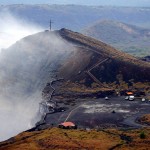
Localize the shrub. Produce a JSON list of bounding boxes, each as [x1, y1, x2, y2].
[[140, 131, 146, 139]]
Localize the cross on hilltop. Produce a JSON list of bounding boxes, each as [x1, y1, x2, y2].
[[49, 20, 53, 31]]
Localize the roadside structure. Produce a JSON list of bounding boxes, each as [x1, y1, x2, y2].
[[58, 122, 77, 129]]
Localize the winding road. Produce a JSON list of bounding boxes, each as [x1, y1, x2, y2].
[[64, 105, 81, 122]]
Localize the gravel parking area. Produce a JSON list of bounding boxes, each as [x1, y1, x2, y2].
[[44, 96, 150, 129]]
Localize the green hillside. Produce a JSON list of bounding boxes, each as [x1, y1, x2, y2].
[[83, 20, 150, 56]]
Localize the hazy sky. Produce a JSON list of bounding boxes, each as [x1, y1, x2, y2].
[[0, 0, 150, 7]]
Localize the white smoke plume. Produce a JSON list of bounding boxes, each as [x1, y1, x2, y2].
[[0, 11, 45, 141], [0, 11, 43, 50], [0, 11, 74, 141]]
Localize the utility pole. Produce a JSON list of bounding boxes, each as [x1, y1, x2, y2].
[[49, 20, 53, 31]]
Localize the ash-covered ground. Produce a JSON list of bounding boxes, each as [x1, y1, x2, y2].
[[36, 96, 150, 130]]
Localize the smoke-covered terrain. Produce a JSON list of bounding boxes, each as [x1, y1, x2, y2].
[[0, 25, 76, 141], [0, 12, 43, 141]]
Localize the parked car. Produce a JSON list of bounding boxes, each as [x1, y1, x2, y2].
[[105, 97, 109, 100], [129, 95, 134, 101]]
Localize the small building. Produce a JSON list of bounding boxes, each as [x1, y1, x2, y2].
[[58, 122, 77, 129], [126, 92, 133, 96]]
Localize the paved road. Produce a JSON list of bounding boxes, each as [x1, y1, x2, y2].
[[64, 105, 82, 122]]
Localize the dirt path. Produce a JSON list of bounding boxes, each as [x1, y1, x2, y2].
[[86, 57, 109, 87]]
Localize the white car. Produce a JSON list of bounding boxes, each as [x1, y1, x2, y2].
[[105, 97, 109, 100], [142, 98, 146, 102], [129, 95, 134, 101]]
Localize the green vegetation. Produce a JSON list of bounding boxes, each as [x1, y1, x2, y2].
[[140, 131, 146, 139], [83, 20, 150, 57]]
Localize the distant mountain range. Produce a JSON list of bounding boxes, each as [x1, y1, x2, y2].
[[1, 5, 150, 56], [83, 20, 150, 56], [0, 5, 150, 31]]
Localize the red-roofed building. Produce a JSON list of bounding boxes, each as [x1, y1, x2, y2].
[[126, 92, 133, 95], [58, 122, 77, 129]]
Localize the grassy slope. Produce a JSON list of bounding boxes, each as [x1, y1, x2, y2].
[[0, 128, 150, 150], [0, 128, 120, 150], [59, 28, 150, 68], [58, 29, 150, 84]]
